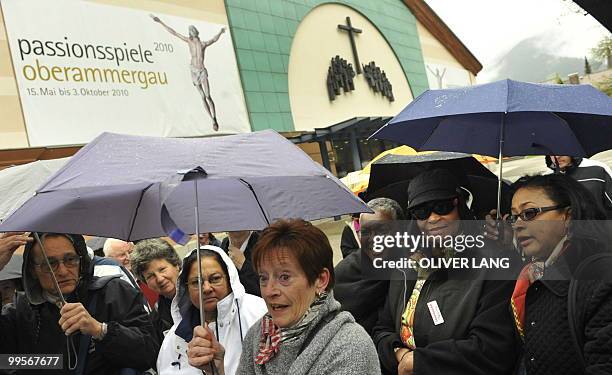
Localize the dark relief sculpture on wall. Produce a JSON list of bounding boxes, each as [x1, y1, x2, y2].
[[363, 61, 394, 102], [326, 16, 394, 103], [326, 55, 356, 101]]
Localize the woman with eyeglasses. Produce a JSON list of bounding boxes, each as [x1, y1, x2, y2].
[[503, 174, 612, 375], [372, 169, 518, 375], [157, 245, 267, 375]]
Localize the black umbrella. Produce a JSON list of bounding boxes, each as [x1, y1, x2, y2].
[[365, 152, 512, 218]]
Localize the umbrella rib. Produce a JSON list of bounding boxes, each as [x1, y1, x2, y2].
[[239, 179, 270, 225], [126, 183, 153, 241], [550, 112, 587, 156], [418, 116, 444, 152]]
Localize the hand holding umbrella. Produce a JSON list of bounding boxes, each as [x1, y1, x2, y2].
[[188, 325, 225, 374], [59, 302, 105, 338], [483, 209, 513, 247]]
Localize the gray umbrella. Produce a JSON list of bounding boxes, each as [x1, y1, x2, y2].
[[0, 253, 22, 282], [0, 130, 369, 240], [0, 158, 69, 222]]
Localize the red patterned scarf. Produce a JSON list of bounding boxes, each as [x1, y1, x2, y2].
[[255, 315, 281, 365], [510, 263, 537, 340], [511, 240, 570, 340]]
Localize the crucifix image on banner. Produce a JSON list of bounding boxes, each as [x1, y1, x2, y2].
[[1, 0, 251, 146], [151, 14, 225, 132]]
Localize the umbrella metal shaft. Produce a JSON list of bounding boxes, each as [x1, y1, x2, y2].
[[33, 232, 66, 305], [194, 181, 205, 327], [496, 113, 505, 220], [194, 181, 216, 375]]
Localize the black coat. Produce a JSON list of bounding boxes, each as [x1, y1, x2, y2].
[[152, 295, 173, 343], [518, 248, 612, 375], [545, 156, 612, 218], [221, 232, 260, 297], [0, 233, 158, 375], [372, 260, 519, 375], [334, 248, 388, 335], [0, 276, 158, 375], [340, 224, 359, 258]]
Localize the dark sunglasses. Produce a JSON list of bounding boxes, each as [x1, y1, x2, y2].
[[410, 198, 456, 221], [506, 205, 567, 224]]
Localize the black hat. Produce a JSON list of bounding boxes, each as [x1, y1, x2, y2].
[[407, 169, 459, 210]]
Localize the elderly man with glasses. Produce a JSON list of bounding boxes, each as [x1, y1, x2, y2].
[[0, 232, 159, 374]]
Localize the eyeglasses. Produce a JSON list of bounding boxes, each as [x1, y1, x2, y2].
[[33, 254, 81, 274], [410, 199, 456, 221], [186, 274, 225, 290], [506, 205, 567, 225]]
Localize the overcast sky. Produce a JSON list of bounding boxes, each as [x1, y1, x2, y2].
[[424, 0, 610, 82]]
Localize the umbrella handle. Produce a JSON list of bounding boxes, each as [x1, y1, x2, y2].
[[495, 219, 505, 244]]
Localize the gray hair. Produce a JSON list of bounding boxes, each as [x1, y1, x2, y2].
[[103, 238, 133, 257], [367, 197, 404, 220], [130, 239, 181, 282]]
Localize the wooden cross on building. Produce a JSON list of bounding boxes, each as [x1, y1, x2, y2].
[[338, 16, 363, 74]]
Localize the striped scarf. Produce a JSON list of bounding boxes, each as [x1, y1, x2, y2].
[[255, 292, 328, 365], [255, 315, 282, 365]]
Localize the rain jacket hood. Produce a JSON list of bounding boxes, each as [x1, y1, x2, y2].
[[545, 155, 583, 173], [157, 245, 267, 375], [173, 245, 246, 336], [22, 232, 93, 305]]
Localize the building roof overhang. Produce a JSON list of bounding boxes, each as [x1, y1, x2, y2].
[[286, 116, 393, 144], [403, 0, 483, 76]]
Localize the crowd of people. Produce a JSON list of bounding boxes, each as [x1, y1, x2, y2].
[[0, 154, 611, 374]]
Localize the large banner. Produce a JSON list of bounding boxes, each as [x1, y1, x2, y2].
[[1, 0, 250, 147]]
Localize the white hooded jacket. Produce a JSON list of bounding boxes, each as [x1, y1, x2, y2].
[[157, 245, 267, 374]]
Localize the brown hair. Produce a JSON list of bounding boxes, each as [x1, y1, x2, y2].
[[252, 219, 335, 291]]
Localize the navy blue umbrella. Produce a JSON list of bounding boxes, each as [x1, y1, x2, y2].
[[371, 79, 612, 215]]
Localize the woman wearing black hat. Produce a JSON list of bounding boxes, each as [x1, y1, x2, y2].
[[372, 169, 519, 375]]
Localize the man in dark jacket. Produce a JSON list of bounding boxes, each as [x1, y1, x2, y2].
[[335, 197, 404, 335], [0, 232, 158, 375], [220, 231, 260, 296], [340, 214, 360, 258], [546, 155, 612, 218]]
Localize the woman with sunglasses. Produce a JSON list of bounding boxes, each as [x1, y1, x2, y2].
[[157, 245, 267, 375], [505, 174, 612, 375], [373, 169, 518, 375]]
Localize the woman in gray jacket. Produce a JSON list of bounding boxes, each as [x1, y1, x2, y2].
[[186, 219, 381, 375]]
